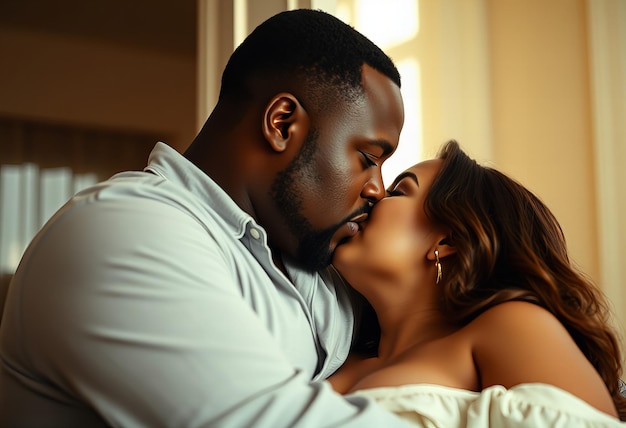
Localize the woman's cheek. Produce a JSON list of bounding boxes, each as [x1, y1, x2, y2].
[[333, 211, 422, 278], [354, 216, 417, 268]]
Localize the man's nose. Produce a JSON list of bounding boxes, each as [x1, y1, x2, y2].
[[360, 171, 386, 203]]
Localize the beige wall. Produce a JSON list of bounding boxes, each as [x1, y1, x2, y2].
[[425, 0, 625, 350], [487, 0, 598, 281], [0, 26, 196, 152], [586, 0, 626, 351], [484, 0, 626, 350]]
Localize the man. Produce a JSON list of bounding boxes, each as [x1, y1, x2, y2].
[[0, 9, 408, 426]]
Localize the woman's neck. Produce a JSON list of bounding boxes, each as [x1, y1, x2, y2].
[[373, 303, 456, 362]]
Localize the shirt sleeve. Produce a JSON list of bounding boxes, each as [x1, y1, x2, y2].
[[6, 195, 411, 427]]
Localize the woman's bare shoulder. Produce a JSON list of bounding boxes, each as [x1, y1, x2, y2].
[[472, 300, 552, 325], [467, 300, 575, 368], [466, 301, 617, 417]]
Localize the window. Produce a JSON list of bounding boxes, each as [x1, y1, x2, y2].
[[0, 117, 157, 274], [336, 0, 421, 185]]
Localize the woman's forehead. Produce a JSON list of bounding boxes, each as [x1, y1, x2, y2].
[[405, 159, 443, 180]]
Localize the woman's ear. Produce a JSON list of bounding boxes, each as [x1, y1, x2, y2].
[[262, 93, 310, 153], [427, 236, 456, 260]]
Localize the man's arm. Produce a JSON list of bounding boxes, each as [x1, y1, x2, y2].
[[11, 196, 410, 427]]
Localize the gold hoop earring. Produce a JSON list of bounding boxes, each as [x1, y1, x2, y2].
[[434, 249, 442, 284]]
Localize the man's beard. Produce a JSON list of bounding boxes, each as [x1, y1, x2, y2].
[[270, 128, 341, 272]]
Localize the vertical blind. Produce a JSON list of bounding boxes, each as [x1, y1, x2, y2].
[[0, 116, 158, 275]]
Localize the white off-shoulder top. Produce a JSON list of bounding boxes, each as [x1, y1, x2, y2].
[[350, 383, 624, 427]]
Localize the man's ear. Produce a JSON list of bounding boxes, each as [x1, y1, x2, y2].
[[262, 93, 310, 153]]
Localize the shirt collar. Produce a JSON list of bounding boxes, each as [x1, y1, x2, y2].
[[144, 142, 258, 239]]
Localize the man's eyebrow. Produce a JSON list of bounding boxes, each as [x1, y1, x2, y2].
[[368, 140, 395, 156], [389, 171, 419, 189]]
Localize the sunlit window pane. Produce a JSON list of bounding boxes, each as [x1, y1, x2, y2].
[[354, 0, 418, 49], [328, 1, 422, 185], [383, 58, 422, 185], [0, 166, 21, 273], [74, 173, 98, 194], [40, 167, 72, 228]]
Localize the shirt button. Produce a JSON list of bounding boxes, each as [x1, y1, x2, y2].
[[250, 228, 261, 240]]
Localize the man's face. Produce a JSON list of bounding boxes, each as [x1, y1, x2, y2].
[[271, 65, 404, 271]]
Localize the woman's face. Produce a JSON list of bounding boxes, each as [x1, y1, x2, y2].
[[332, 159, 444, 292]]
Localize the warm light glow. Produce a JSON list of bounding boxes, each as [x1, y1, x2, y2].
[[383, 58, 422, 185], [354, 0, 419, 49], [336, 0, 422, 186], [234, 0, 248, 47]]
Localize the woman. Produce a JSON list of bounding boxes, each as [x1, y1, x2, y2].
[[329, 140, 626, 426]]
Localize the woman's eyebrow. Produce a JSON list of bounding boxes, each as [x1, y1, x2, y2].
[[389, 171, 419, 189]]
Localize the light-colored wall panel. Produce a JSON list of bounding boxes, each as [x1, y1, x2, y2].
[[487, 0, 598, 283], [587, 0, 626, 355]]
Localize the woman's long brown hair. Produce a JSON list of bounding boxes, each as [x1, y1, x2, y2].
[[424, 140, 625, 419]]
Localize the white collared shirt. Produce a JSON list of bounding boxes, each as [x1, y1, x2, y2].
[[0, 142, 410, 427]]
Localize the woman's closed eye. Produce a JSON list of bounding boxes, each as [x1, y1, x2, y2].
[[386, 188, 406, 197], [387, 172, 420, 197]]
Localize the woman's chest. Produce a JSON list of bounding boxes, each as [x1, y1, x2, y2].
[[348, 334, 479, 393]]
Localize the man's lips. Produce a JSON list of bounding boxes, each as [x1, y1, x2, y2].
[[331, 211, 371, 252], [346, 212, 369, 235]]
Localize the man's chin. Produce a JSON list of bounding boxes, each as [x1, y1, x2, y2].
[[293, 251, 332, 273], [293, 232, 337, 272]]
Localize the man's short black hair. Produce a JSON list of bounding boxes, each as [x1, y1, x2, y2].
[[219, 9, 401, 112]]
